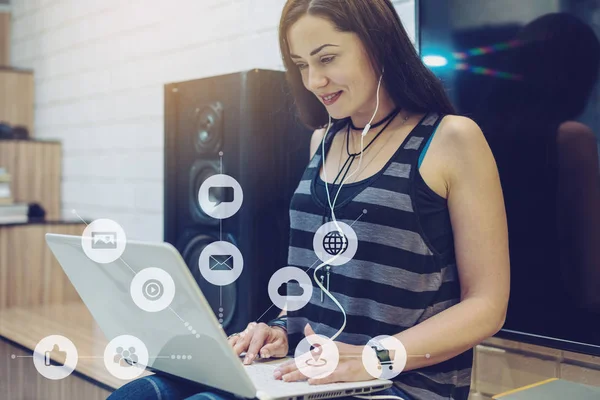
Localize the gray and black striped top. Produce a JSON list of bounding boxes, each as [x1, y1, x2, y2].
[[286, 112, 473, 400]]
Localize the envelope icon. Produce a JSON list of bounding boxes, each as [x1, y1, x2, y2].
[[209, 255, 234, 271]]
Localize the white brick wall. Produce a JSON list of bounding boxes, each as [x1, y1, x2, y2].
[[10, 0, 415, 241]]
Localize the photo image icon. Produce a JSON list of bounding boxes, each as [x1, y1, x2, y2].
[[91, 232, 118, 249], [81, 219, 127, 264]]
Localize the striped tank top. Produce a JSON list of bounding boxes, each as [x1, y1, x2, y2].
[[286, 112, 473, 400]]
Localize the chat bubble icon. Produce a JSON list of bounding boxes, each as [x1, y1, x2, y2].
[[209, 186, 234, 206]]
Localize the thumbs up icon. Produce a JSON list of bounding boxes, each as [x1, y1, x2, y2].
[[44, 344, 67, 367]]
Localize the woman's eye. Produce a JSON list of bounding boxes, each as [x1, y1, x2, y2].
[[296, 56, 335, 70]]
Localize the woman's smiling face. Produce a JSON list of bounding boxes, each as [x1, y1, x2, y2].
[[287, 14, 387, 123]]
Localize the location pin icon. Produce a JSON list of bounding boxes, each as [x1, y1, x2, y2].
[[310, 343, 322, 363]]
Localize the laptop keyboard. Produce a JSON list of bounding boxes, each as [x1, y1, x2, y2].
[[247, 361, 309, 391], [245, 360, 388, 399]]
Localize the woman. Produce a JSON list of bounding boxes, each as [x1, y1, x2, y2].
[[109, 1, 509, 399]]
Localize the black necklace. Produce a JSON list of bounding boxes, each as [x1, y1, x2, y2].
[[346, 107, 402, 156], [329, 107, 402, 187], [349, 106, 401, 131]]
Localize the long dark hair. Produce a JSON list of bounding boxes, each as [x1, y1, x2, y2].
[[278, 0, 455, 130]]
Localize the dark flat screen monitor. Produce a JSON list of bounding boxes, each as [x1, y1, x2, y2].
[[418, 0, 600, 356]]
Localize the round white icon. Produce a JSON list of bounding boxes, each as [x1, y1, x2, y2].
[[130, 268, 176, 312], [294, 334, 339, 379], [104, 335, 149, 380], [81, 218, 127, 264], [199, 241, 244, 286], [33, 335, 78, 380], [361, 335, 407, 379], [198, 174, 243, 219], [313, 221, 358, 266], [268, 267, 313, 312]]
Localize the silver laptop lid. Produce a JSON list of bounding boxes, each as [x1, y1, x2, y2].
[[45, 233, 256, 398]]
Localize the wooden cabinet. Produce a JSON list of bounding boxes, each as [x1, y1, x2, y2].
[[0, 223, 84, 309], [0, 140, 61, 220], [0, 11, 10, 67], [0, 68, 34, 135]]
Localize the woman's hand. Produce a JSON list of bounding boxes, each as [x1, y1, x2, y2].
[[273, 324, 374, 385], [228, 321, 289, 365]]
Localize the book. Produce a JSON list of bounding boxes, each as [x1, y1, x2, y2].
[[0, 182, 10, 198], [0, 168, 11, 201], [0, 215, 28, 224], [493, 378, 600, 399], [0, 203, 28, 216]]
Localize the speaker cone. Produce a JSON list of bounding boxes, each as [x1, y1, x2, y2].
[[194, 102, 223, 154]]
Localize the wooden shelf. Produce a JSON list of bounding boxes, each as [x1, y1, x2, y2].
[[0, 11, 10, 67], [0, 69, 34, 134], [0, 140, 61, 220]]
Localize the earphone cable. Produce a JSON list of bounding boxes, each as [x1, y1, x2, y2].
[[316, 70, 388, 342]]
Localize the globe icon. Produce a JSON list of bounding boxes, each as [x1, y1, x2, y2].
[[322, 230, 349, 256]]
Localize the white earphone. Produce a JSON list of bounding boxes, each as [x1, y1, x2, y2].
[[312, 67, 385, 342]]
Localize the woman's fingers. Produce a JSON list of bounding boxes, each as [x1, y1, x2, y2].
[[227, 335, 240, 348], [259, 328, 289, 359], [232, 322, 258, 356], [273, 358, 298, 379], [244, 323, 270, 364], [281, 367, 307, 382], [259, 340, 284, 359]]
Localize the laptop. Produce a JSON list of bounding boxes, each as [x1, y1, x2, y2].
[[45, 234, 393, 400]]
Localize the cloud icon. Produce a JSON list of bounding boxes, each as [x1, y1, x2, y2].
[[278, 279, 304, 297]]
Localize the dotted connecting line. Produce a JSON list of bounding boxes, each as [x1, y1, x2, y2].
[[170, 354, 193, 360], [184, 321, 201, 338]]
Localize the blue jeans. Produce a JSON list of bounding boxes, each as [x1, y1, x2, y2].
[[107, 373, 413, 400]]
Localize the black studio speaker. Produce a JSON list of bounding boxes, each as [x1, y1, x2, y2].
[[164, 69, 311, 334]]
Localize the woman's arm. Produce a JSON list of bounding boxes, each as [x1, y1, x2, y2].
[[396, 116, 510, 371]]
